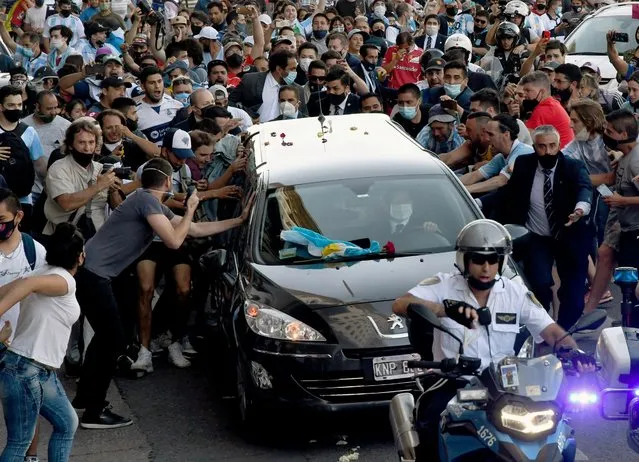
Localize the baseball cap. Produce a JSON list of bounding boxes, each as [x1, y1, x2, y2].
[[243, 36, 255, 46], [461, 0, 475, 11], [164, 60, 189, 74], [32, 66, 58, 82], [101, 77, 133, 89], [102, 54, 123, 66], [425, 58, 446, 71], [540, 61, 560, 71], [171, 15, 188, 26], [132, 33, 148, 45], [272, 36, 293, 46], [258, 14, 272, 25], [347, 28, 370, 41], [428, 105, 456, 124], [85, 22, 110, 37], [210, 84, 228, 99], [224, 41, 243, 54], [580, 61, 600, 75], [194, 26, 219, 40], [163, 128, 194, 159]]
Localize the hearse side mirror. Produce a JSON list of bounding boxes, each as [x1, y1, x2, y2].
[[406, 303, 464, 355], [199, 248, 228, 273]]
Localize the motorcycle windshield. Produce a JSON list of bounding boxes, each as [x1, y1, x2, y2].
[[490, 354, 564, 402], [479, 56, 504, 84]]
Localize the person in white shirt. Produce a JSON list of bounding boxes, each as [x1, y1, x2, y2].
[[0, 223, 84, 461], [23, 0, 47, 33], [136, 67, 183, 146]]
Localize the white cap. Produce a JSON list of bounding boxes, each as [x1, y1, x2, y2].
[[194, 26, 219, 40], [243, 36, 255, 46], [258, 14, 272, 25], [210, 84, 228, 99]]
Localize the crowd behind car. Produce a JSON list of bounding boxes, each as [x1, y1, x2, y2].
[[0, 0, 637, 459]]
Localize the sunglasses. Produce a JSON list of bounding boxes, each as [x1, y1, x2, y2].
[[476, 19, 487, 24], [468, 253, 500, 265]]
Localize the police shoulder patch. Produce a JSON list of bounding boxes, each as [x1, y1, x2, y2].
[[419, 276, 441, 286], [527, 291, 543, 309]]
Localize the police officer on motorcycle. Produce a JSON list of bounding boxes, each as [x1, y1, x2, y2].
[[392, 219, 595, 459]]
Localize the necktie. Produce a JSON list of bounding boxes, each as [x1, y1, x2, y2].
[[543, 169, 560, 239], [334, 106, 341, 115], [426, 36, 432, 49]]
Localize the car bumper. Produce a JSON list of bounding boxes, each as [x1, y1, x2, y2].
[[239, 339, 421, 413]]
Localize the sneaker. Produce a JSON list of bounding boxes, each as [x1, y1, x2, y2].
[[181, 336, 197, 356], [168, 342, 191, 368], [149, 338, 163, 355], [24, 456, 39, 462], [130, 346, 153, 373], [80, 405, 133, 429], [158, 331, 173, 349]]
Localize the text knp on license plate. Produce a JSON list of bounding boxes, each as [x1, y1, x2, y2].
[[372, 353, 423, 381]]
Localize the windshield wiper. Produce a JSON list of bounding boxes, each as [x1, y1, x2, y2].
[[285, 251, 430, 265]]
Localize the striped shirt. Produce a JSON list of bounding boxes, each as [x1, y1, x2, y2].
[[43, 14, 85, 47], [76, 39, 119, 64], [136, 94, 183, 146], [12, 47, 48, 77]]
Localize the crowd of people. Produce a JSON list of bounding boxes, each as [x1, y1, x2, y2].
[[0, 0, 636, 459]]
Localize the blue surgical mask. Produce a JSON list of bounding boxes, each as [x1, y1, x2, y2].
[[398, 105, 417, 120], [444, 83, 462, 98], [174, 92, 190, 107], [556, 6, 562, 14], [19, 46, 34, 58], [283, 71, 297, 85]]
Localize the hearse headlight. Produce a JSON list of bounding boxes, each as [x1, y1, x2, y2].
[[244, 302, 326, 342]]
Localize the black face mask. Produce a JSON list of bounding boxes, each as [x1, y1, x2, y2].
[[521, 98, 539, 117], [372, 29, 385, 38], [95, 40, 105, 48], [328, 92, 347, 106], [191, 25, 202, 35], [35, 0, 44, 6], [3, 109, 21, 123], [226, 54, 243, 68], [313, 29, 328, 40], [446, 7, 457, 16], [37, 113, 55, 123], [551, 85, 572, 103], [467, 276, 497, 291], [71, 148, 94, 167], [60, 9, 72, 17], [0, 218, 16, 241], [126, 118, 138, 131], [537, 3, 546, 9], [474, 25, 486, 33], [573, 5, 582, 12], [362, 61, 376, 72], [602, 132, 634, 150], [537, 153, 558, 169]]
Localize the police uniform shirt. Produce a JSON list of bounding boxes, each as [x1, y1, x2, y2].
[[409, 272, 554, 371]]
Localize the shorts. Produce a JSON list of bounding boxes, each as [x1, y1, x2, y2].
[[137, 241, 191, 269], [603, 220, 621, 252]]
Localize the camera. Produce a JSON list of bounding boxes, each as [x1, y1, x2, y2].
[[114, 167, 132, 179], [138, 0, 163, 25]]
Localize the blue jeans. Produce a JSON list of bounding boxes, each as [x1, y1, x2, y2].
[[0, 351, 78, 462]]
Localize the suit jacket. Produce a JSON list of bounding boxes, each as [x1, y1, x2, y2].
[[307, 92, 360, 117], [415, 34, 446, 52], [228, 71, 307, 119], [482, 153, 593, 239]]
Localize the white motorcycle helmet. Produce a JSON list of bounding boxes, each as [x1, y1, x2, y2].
[[455, 219, 513, 276], [444, 34, 472, 54], [504, 0, 530, 17]]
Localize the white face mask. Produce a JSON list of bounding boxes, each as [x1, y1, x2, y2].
[[300, 57, 313, 72], [425, 25, 439, 36], [50, 39, 63, 50], [279, 101, 298, 119], [390, 203, 413, 221], [181, 59, 190, 67], [574, 127, 590, 142], [374, 5, 386, 16]]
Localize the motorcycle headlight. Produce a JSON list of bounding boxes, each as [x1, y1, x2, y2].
[[244, 302, 326, 342], [499, 403, 556, 436]]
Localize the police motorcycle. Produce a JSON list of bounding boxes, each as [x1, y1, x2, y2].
[[389, 302, 605, 462], [596, 266, 639, 452], [480, 22, 526, 91]]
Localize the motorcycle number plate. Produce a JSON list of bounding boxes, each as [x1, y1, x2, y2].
[[372, 353, 422, 381]]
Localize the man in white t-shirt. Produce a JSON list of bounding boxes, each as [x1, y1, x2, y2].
[[0, 189, 47, 344]]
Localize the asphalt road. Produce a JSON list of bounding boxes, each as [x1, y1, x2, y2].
[[114, 289, 638, 462]]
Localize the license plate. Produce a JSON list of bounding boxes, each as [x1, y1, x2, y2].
[[372, 353, 422, 381]]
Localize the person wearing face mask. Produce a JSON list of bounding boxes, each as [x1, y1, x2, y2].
[[309, 13, 330, 54], [272, 85, 303, 120], [171, 76, 194, 115], [557, 0, 586, 36], [416, 104, 465, 155], [43, 0, 85, 51], [415, 14, 446, 52], [355, 44, 384, 95], [77, 21, 119, 65], [520, 71, 574, 148], [470, 11, 490, 60], [479, 125, 592, 330], [229, 50, 307, 122], [438, 0, 459, 36], [24, 0, 48, 34], [369, 0, 389, 25], [368, 19, 387, 61], [0, 23, 48, 77], [297, 42, 319, 86], [541, 0, 564, 37], [86, 77, 131, 118], [392, 83, 431, 140], [425, 60, 473, 111], [45, 25, 75, 72], [308, 67, 360, 115], [387, 190, 415, 235], [386, 3, 416, 45], [551, 63, 581, 110], [302, 59, 328, 103]]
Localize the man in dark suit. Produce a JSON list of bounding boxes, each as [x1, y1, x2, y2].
[[307, 68, 360, 116], [228, 50, 306, 123], [415, 14, 447, 51], [270, 85, 305, 121], [481, 125, 593, 330]]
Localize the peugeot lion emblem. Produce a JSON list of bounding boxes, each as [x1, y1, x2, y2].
[[387, 314, 404, 330]]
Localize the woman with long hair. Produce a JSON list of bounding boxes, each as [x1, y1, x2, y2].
[[0, 223, 84, 461]]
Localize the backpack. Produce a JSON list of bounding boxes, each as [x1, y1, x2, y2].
[[0, 123, 32, 197], [21, 232, 36, 271]]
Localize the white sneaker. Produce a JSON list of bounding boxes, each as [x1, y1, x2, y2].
[[181, 336, 197, 355], [168, 342, 191, 368], [130, 346, 154, 373]]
